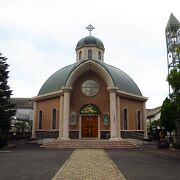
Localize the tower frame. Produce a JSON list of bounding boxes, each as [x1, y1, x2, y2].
[[165, 13, 180, 94]]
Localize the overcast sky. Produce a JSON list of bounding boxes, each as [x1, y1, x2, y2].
[[0, 0, 179, 108]]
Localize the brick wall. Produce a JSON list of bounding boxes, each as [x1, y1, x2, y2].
[[35, 97, 60, 130], [120, 98, 144, 130], [70, 70, 110, 131]]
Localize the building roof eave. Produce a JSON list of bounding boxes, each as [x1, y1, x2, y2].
[[146, 106, 161, 118], [32, 90, 64, 101], [117, 90, 148, 102]]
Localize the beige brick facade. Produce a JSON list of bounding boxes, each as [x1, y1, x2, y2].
[[36, 97, 60, 130], [120, 98, 144, 130], [33, 70, 146, 139]]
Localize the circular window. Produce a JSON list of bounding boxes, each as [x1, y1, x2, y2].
[[81, 80, 100, 96]]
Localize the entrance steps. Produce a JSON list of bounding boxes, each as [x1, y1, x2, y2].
[[41, 139, 139, 149]]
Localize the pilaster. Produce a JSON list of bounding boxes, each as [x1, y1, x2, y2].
[[108, 87, 119, 139], [79, 116, 82, 139], [143, 102, 148, 139], [31, 101, 37, 138], [62, 87, 72, 139], [116, 96, 122, 138], [58, 96, 64, 139], [98, 115, 100, 139]]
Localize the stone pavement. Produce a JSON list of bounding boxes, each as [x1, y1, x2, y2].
[[52, 149, 126, 180]]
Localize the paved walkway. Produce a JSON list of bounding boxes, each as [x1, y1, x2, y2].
[[52, 149, 126, 180]]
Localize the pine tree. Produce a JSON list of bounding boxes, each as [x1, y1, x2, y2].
[[0, 53, 15, 135]]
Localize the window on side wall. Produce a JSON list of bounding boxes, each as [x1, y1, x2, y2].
[[137, 110, 141, 130], [38, 110, 43, 129], [52, 108, 57, 129], [123, 108, 128, 130]]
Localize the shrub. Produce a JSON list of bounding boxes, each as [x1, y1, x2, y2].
[[0, 134, 8, 148], [173, 143, 180, 149], [157, 139, 169, 149]]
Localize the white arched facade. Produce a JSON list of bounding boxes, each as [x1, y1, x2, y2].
[[60, 60, 121, 139], [66, 60, 114, 88]]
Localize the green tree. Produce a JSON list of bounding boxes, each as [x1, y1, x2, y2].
[[160, 98, 177, 135], [168, 68, 180, 91], [0, 53, 15, 136], [14, 121, 27, 132], [149, 119, 160, 130], [167, 66, 180, 124]]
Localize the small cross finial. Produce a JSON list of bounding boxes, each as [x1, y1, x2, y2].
[[86, 24, 95, 36]]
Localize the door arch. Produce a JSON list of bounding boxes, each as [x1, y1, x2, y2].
[[80, 104, 100, 138]]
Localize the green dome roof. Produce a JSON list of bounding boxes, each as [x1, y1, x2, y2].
[[38, 60, 142, 96], [76, 36, 104, 50]]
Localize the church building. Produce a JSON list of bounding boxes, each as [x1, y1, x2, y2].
[[32, 25, 148, 140]]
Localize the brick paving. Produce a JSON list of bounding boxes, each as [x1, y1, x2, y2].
[[52, 149, 126, 180]]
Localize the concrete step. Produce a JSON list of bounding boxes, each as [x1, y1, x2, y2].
[[41, 139, 138, 149]]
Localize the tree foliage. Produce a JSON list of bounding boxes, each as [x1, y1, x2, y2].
[[160, 98, 177, 134], [161, 55, 180, 134], [167, 67, 180, 98], [149, 119, 160, 130], [167, 64, 180, 123], [14, 121, 27, 132], [0, 53, 15, 135]]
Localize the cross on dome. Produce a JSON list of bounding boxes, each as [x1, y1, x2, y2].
[[86, 24, 95, 36]]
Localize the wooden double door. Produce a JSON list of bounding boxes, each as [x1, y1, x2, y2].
[[82, 116, 98, 138]]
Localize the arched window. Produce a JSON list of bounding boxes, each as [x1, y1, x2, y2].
[[88, 49, 92, 59], [137, 110, 141, 130], [79, 51, 82, 60], [123, 108, 128, 130], [38, 110, 43, 129], [98, 51, 101, 60], [52, 108, 57, 129]]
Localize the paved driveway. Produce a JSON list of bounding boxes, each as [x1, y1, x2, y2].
[[0, 140, 180, 180], [107, 145, 180, 180], [0, 140, 73, 180]]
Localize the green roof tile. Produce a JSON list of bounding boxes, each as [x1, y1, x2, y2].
[[38, 60, 142, 96]]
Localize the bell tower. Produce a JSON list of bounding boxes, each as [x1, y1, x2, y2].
[[165, 13, 180, 93]]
